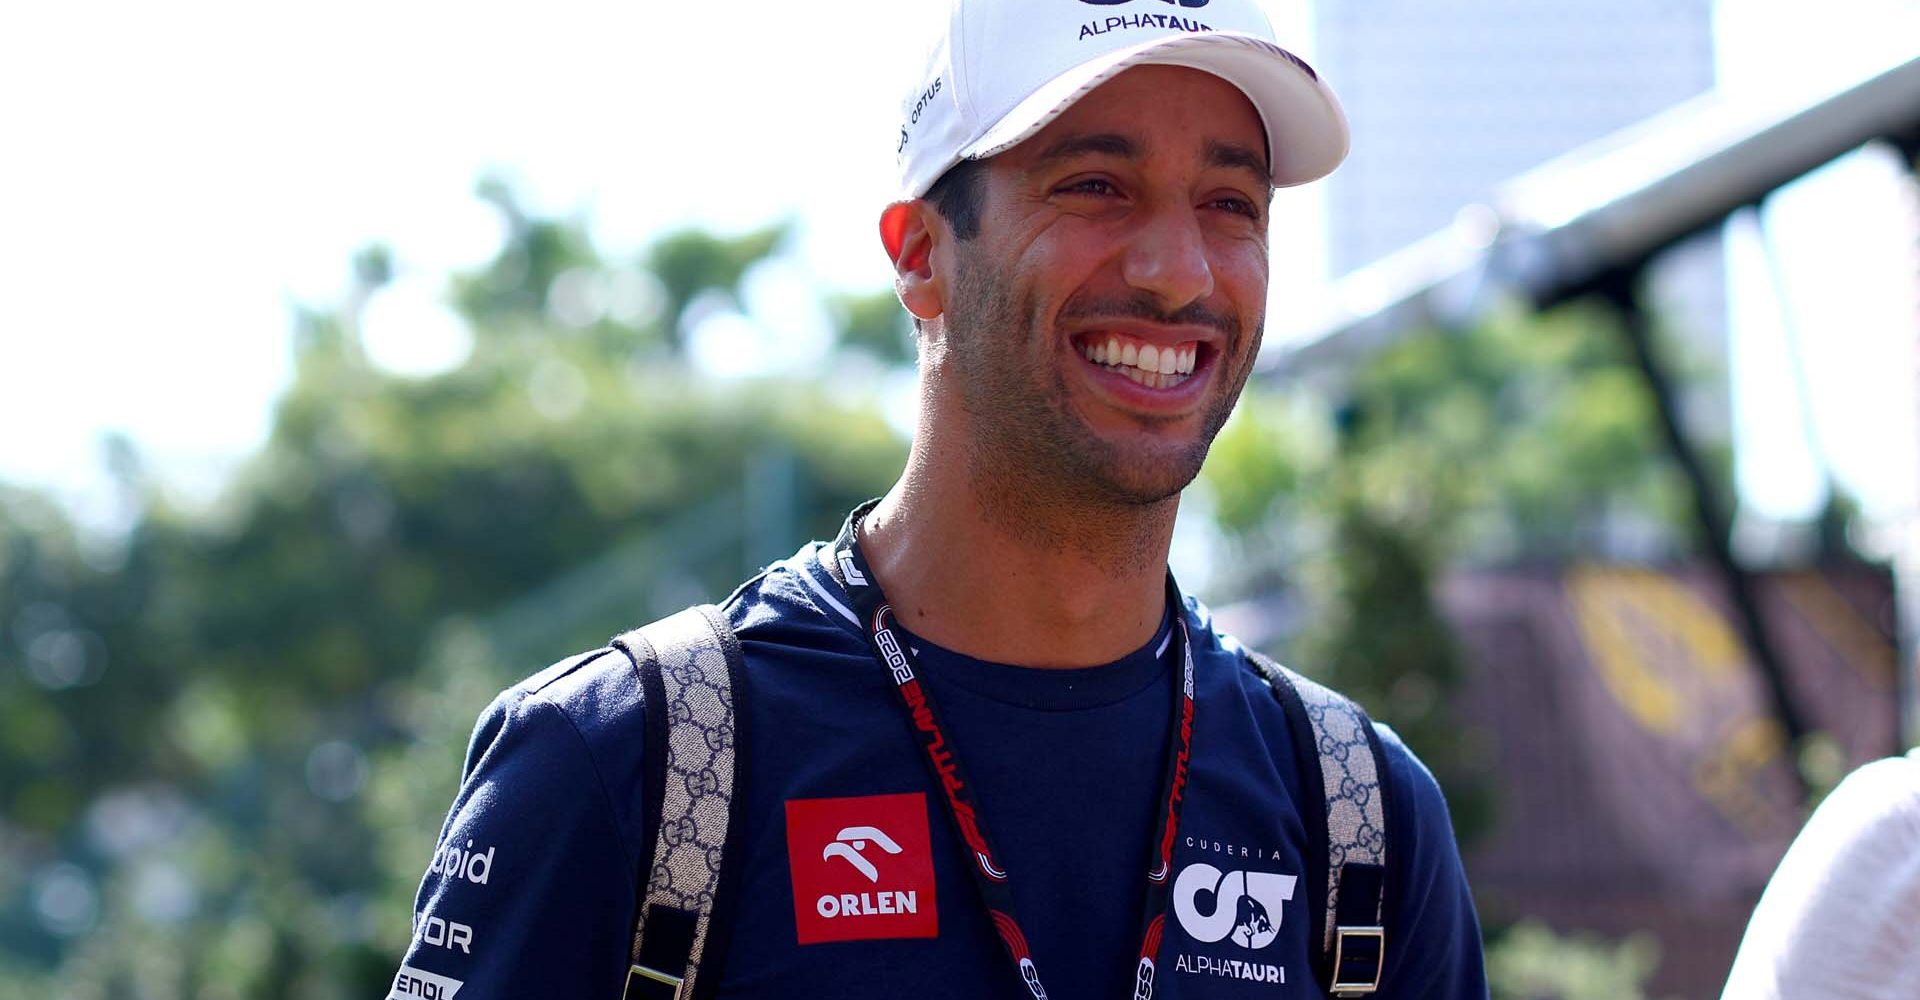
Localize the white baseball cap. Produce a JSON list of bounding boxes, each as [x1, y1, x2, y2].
[[893, 0, 1348, 199]]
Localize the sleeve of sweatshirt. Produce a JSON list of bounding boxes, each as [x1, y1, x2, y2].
[[387, 650, 644, 1000], [1375, 723, 1490, 1000]]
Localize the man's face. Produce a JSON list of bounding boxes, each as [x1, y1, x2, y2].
[[933, 64, 1271, 508]]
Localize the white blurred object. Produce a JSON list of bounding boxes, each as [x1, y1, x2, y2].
[[358, 277, 474, 379], [1720, 750, 1920, 1000]]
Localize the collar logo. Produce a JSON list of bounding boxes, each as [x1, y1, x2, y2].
[[1080, 0, 1210, 7], [786, 793, 939, 944], [836, 548, 867, 586], [1172, 862, 1296, 950]]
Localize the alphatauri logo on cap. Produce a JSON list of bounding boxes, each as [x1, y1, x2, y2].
[[1081, 0, 1209, 7]]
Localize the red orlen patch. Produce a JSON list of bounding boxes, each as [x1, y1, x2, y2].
[[785, 792, 938, 945]]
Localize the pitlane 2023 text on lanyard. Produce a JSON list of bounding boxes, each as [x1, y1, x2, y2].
[[829, 508, 1197, 1000]]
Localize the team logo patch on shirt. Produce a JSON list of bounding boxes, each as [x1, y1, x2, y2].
[[785, 792, 938, 944], [1168, 862, 1298, 987], [1172, 862, 1295, 949]]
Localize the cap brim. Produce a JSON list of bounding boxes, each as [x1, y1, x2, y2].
[[960, 32, 1348, 189]]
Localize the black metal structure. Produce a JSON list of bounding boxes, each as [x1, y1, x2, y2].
[[1599, 271, 1812, 799], [1264, 55, 1920, 799]]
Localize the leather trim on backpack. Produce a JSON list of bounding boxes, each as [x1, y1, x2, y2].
[[1246, 649, 1391, 995], [613, 605, 744, 1000]]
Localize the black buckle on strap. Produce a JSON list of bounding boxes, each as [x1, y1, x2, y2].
[[625, 904, 697, 1000], [624, 964, 684, 1000], [1330, 924, 1385, 996]]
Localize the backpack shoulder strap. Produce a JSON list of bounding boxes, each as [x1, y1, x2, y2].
[[1245, 650, 1393, 997], [611, 605, 746, 1000]]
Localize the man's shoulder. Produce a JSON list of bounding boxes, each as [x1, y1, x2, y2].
[[723, 541, 864, 646], [1182, 597, 1316, 726], [1189, 602, 1453, 840], [479, 543, 848, 743], [1183, 598, 1487, 992], [477, 643, 636, 750]]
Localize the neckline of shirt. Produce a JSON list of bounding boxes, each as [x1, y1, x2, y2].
[[795, 541, 1175, 712]]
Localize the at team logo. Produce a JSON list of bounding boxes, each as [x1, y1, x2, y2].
[[1172, 863, 1296, 950], [786, 793, 938, 944]]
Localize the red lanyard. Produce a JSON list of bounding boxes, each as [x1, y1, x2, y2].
[[829, 507, 1197, 999]]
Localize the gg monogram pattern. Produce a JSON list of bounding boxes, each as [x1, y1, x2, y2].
[[1246, 651, 1387, 952], [617, 605, 739, 998]]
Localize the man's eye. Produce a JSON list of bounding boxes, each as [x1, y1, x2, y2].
[[1212, 196, 1262, 220], [1059, 178, 1119, 197]]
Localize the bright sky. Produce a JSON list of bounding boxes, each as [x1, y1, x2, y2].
[[0, 0, 926, 524], [1713, 1, 1920, 537], [1, 1, 1916, 535]]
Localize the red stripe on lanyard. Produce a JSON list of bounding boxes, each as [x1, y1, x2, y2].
[[832, 504, 1196, 1000]]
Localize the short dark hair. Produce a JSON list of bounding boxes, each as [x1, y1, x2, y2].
[[924, 157, 986, 241]]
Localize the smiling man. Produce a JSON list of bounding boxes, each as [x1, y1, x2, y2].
[[392, 1, 1487, 998]]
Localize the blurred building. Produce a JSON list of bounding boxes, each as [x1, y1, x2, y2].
[[1310, 7, 1919, 997], [1314, 0, 1730, 441], [1315, 0, 1715, 274], [1441, 563, 1899, 999]]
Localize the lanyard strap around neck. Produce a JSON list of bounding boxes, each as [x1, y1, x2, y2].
[[827, 504, 1197, 1000]]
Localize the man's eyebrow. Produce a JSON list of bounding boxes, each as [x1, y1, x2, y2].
[[1032, 132, 1140, 165], [1205, 140, 1270, 184]]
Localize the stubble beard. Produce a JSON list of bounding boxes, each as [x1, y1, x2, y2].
[[937, 246, 1255, 568]]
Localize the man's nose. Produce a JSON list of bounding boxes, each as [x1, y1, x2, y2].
[[1120, 204, 1215, 313]]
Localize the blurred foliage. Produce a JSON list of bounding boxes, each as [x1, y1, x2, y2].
[[1487, 921, 1669, 1000], [1201, 300, 1722, 848], [646, 224, 789, 351], [2, 174, 1751, 996], [830, 289, 917, 367], [0, 181, 903, 997], [1197, 297, 1748, 994]]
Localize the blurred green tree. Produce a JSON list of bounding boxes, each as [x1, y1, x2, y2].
[[1200, 300, 1719, 848], [1487, 921, 1668, 1000], [1191, 297, 1751, 994], [0, 182, 1759, 998], [0, 181, 905, 998]]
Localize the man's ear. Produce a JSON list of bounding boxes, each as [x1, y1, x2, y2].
[[879, 200, 943, 323]]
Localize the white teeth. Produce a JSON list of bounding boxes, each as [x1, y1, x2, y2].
[[1117, 367, 1188, 390], [1079, 336, 1201, 388]]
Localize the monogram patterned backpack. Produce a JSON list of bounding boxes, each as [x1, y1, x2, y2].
[[610, 607, 1395, 1000]]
